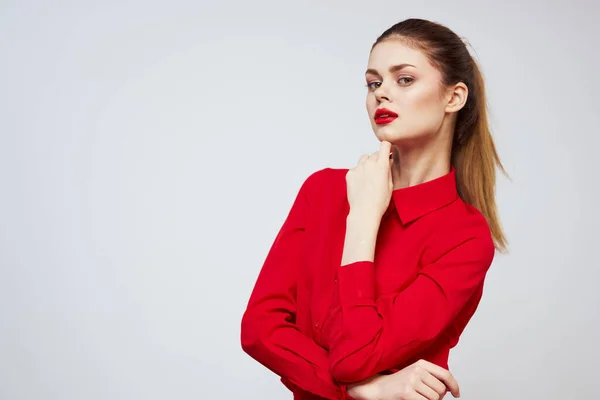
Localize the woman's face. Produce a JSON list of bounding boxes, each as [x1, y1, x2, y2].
[[365, 40, 451, 146]]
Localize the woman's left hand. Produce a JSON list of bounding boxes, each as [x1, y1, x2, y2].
[[345, 140, 394, 221]]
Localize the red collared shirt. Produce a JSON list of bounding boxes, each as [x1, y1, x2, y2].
[[241, 167, 495, 400]]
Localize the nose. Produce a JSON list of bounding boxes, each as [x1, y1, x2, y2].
[[373, 84, 390, 103]]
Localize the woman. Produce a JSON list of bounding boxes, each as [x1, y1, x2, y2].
[[241, 18, 506, 400]]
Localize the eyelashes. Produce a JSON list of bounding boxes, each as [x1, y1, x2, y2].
[[365, 76, 414, 90]]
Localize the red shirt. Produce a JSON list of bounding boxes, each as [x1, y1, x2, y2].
[[241, 167, 495, 399]]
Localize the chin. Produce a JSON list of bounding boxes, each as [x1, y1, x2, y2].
[[373, 125, 405, 142], [374, 123, 429, 145]]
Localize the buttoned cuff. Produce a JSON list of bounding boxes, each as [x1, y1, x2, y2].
[[337, 261, 375, 306]]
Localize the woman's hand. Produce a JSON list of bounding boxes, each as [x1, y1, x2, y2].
[[346, 359, 460, 400], [345, 140, 393, 221]]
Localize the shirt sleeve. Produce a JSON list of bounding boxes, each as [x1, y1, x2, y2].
[[327, 223, 496, 383], [241, 170, 345, 400]]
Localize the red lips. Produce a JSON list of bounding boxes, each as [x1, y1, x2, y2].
[[374, 108, 398, 125]]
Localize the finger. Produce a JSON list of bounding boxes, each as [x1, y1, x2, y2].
[[417, 361, 460, 398], [404, 392, 429, 400], [357, 154, 369, 165], [415, 381, 442, 400], [428, 369, 459, 398], [421, 373, 447, 398], [378, 141, 392, 163]]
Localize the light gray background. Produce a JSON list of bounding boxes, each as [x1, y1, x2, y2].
[[1, 1, 598, 399]]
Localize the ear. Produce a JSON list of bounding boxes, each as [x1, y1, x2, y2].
[[444, 82, 468, 113]]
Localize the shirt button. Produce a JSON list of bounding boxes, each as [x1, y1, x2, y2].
[[315, 321, 319, 327]]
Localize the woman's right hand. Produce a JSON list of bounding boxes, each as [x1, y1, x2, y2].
[[346, 359, 460, 400]]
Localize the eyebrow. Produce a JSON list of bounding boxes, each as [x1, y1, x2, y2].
[[365, 63, 416, 76]]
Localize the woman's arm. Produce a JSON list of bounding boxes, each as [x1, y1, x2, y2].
[[241, 170, 344, 400], [328, 211, 494, 383], [329, 141, 495, 383]]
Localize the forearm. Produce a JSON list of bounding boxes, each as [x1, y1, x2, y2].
[[340, 212, 380, 266], [329, 229, 493, 382], [242, 316, 344, 399]]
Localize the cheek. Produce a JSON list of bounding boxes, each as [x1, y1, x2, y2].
[[394, 96, 444, 137], [404, 87, 434, 108], [405, 90, 443, 120]]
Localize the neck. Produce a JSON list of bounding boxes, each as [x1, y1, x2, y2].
[[391, 137, 452, 190]]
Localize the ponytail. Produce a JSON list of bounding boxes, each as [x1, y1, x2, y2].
[[452, 57, 508, 252]]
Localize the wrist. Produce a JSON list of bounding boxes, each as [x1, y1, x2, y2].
[[346, 375, 384, 400], [368, 375, 385, 400], [341, 214, 379, 266], [346, 212, 380, 245], [346, 211, 381, 232]]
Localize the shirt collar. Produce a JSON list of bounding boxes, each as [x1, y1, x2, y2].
[[386, 167, 458, 225]]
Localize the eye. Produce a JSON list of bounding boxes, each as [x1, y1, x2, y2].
[[365, 81, 381, 91], [397, 76, 414, 85]]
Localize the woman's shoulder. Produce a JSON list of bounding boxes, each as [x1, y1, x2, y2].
[[422, 198, 496, 264], [298, 167, 350, 206], [437, 197, 493, 240], [299, 167, 348, 191]]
